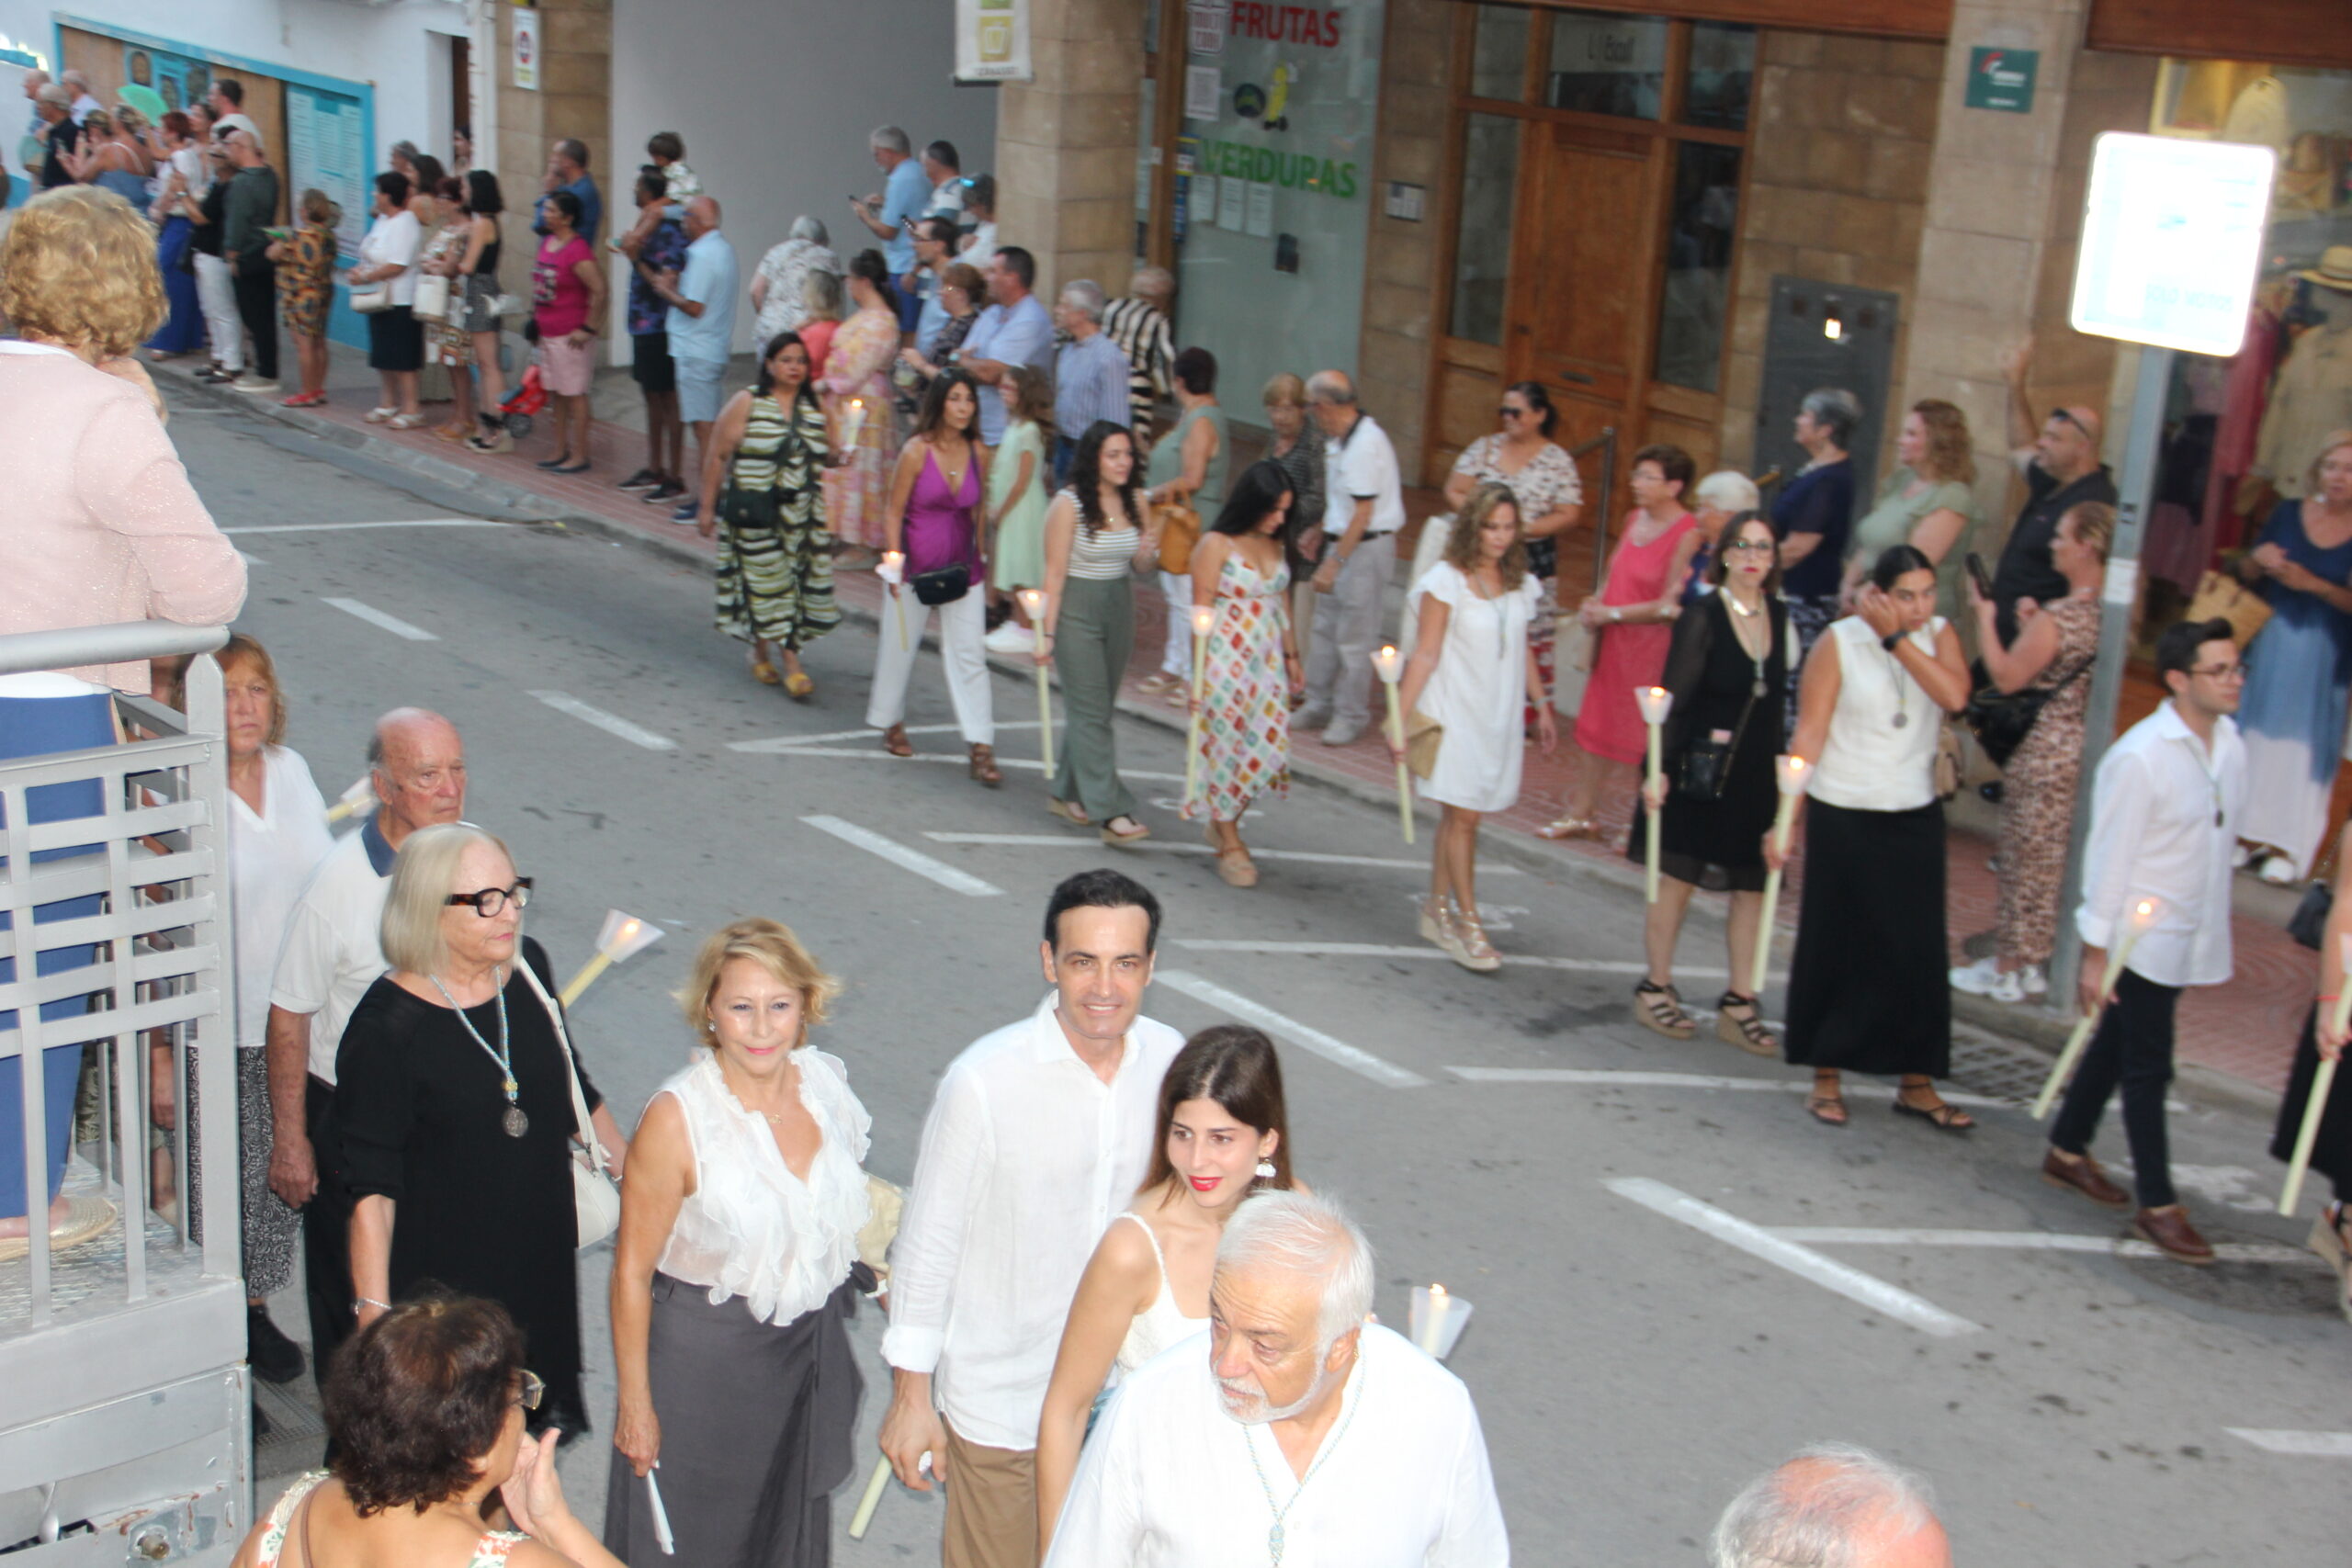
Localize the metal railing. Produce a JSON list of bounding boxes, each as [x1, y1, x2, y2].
[[1570, 426, 1618, 583]]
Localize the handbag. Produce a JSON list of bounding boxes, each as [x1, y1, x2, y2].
[[1404, 708, 1443, 779], [910, 563, 971, 606], [718, 484, 781, 530], [1964, 652, 2092, 770], [347, 277, 394, 314], [2188, 566, 2272, 649], [1675, 686, 1756, 803], [2290, 879, 2333, 950], [1932, 718, 1965, 803], [1154, 500, 1203, 575], [412, 271, 452, 323], [513, 961, 620, 1250]]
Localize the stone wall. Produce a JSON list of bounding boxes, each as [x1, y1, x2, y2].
[[496, 0, 610, 240], [995, 0, 1144, 303], [1358, 0, 1452, 480]]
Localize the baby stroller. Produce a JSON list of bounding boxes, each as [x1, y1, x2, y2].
[[498, 363, 546, 443]]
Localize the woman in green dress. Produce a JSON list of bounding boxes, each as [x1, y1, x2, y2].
[[1840, 397, 1980, 618], [695, 333, 843, 699], [984, 364, 1056, 654], [1138, 348, 1230, 702]]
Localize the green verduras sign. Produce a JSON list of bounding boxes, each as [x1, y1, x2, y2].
[[1197, 135, 1360, 199]]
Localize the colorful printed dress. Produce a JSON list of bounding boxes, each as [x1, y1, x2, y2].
[[254, 1472, 525, 1567], [1185, 549, 1293, 821], [718, 391, 841, 651], [819, 304, 903, 548], [277, 222, 338, 338]]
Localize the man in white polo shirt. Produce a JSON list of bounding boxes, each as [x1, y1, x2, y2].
[[1299, 369, 1407, 746], [264, 707, 466, 1368]]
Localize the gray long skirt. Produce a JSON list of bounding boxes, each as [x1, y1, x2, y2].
[[604, 1272, 865, 1567]]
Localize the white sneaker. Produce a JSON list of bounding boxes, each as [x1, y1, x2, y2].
[[231, 375, 281, 393], [1949, 956, 2001, 996], [2232, 841, 2254, 870], [983, 622, 1035, 654], [1985, 966, 2030, 1004], [2259, 854, 2299, 886], [2017, 963, 2048, 997]]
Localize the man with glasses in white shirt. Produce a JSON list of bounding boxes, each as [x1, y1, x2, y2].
[[879, 869, 1185, 1568], [2043, 617, 2245, 1264]]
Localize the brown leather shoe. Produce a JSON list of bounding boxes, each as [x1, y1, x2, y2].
[[968, 743, 1002, 786], [2132, 1205, 2216, 1266], [2041, 1149, 2131, 1210]]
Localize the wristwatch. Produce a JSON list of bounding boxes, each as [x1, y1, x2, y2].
[[1881, 631, 1905, 651]]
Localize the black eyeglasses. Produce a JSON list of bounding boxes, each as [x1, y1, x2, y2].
[[2188, 661, 2245, 681], [1497, 405, 1528, 419], [447, 879, 532, 917], [514, 1369, 544, 1411], [2049, 409, 2094, 440]]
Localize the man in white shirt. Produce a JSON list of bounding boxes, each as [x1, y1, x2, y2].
[[2044, 617, 2245, 1264], [1046, 1190, 1510, 1568], [265, 708, 467, 1367], [1298, 369, 1407, 747], [880, 869, 1185, 1568]]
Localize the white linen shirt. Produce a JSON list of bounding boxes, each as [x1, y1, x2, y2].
[[882, 992, 1184, 1450], [1045, 1325, 1510, 1568], [227, 745, 334, 1048], [1320, 412, 1407, 538], [358, 209, 423, 307], [266, 818, 394, 1083], [2075, 700, 2245, 987]]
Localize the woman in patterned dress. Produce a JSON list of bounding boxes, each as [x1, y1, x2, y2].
[[1184, 461, 1302, 887], [420, 179, 480, 443], [696, 333, 842, 699], [1444, 382, 1585, 728], [268, 188, 341, 407], [819, 249, 904, 560]]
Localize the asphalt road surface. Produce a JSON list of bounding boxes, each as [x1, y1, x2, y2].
[[173, 391, 2346, 1565]]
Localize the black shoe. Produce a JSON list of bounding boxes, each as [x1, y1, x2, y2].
[[616, 467, 661, 491], [644, 479, 686, 504], [247, 1303, 307, 1385]]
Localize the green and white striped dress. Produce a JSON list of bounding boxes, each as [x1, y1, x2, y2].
[[717, 391, 842, 650]]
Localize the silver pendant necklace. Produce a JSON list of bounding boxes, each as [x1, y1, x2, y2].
[[1883, 643, 1910, 728], [1242, 1359, 1368, 1566], [430, 971, 525, 1136], [1727, 593, 1770, 698]]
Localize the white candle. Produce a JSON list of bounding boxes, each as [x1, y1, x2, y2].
[[2281, 931, 2352, 1214], [882, 551, 908, 650], [559, 910, 665, 1008], [1019, 590, 1054, 776], [1184, 604, 1217, 808], [1372, 646, 1413, 845], [1750, 755, 1809, 995], [1635, 686, 1672, 904], [2033, 897, 2160, 1120], [842, 396, 867, 450], [1419, 1282, 1449, 1353]]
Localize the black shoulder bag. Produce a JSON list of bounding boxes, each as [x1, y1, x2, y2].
[[1673, 600, 1759, 802], [1964, 652, 2092, 771]]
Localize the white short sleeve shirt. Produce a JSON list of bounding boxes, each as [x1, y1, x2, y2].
[[1321, 412, 1407, 538], [266, 818, 394, 1083]]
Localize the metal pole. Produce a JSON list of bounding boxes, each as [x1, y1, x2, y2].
[[2047, 344, 2175, 1006]]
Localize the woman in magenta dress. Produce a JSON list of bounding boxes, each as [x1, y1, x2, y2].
[[866, 369, 1000, 784], [1540, 444, 1702, 840]]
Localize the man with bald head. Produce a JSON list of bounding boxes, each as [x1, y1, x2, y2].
[[265, 708, 467, 1366], [1710, 1443, 1951, 1568], [1991, 334, 2118, 645], [1299, 368, 1407, 746], [649, 193, 740, 523]]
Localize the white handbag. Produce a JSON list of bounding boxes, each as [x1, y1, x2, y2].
[[514, 961, 621, 1249], [347, 277, 394, 313], [412, 271, 452, 322]]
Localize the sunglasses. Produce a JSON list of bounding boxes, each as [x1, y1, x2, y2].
[[447, 879, 533, 917], [2048, 409, 2093, 440], [1497, 405, 1529, 419]]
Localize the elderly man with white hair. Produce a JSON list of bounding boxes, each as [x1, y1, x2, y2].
[[1683, 468, 1765, 605], [1054, 278, 1135, 484], [1045, 1190, 1509, 1567], [1709, 1443, 1951, 1568]]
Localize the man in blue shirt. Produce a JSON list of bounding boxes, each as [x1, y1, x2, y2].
[[959, 246, 1055, 448], [617, 166, 691, 502], [1052, 280, 1133, 484], [534, 138, 602, 244], [851, 125, 932, 331], [643, 196, 740, 523], [908, 217, 961, 361]]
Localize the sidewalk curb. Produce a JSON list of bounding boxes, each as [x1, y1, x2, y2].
[[171, 364, 2279, 1122]]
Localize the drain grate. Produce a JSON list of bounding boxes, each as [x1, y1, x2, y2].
[[1944, 1027, 2055, 1105], [254, 1376, 326, 1480]]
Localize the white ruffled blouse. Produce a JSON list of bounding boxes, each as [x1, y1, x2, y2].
[[654, 1050, 872, 1325]]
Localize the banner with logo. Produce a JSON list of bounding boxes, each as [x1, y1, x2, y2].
[[956, 0, 1032, 82]]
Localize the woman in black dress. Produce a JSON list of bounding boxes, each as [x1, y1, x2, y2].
[[1628, 513, 1787, 1054], [337, 823, 629, 1438], [2271, 818, 2352, 1324]]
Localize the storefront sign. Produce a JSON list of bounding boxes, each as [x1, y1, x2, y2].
[[1964, 47, 2035, 113], [1187, 0, 1228, 54], [511, 4, 539, 92], [956, 0, 1033, 82], [2071, 132, 2274, 356]]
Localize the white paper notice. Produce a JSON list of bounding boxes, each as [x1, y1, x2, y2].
[[1184, 65, 1222, 121], [1245, 181, 1273, 237], [1193, 174, 1218, 223], [2070, 132, 2275, 357], [1218, 176, 1246, 231]]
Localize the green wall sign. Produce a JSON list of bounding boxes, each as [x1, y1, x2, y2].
[[1965, 47, 2037, 114]]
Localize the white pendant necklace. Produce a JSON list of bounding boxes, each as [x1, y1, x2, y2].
[[1242, 1359, 1368, 1567]]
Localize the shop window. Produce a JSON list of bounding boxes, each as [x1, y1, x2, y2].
[[1449, 113, 1520, 346], [1469, 5, 1530, 102], [1682, 21, 1755, 130], [1652, 141, 1742, 392], [1545, 10, 1666, 120]]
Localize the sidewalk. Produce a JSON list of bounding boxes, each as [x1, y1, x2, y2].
[[167, 341, 2307, 1103]]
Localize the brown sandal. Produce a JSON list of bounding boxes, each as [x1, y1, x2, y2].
[[881, 724, 914, 758], [1806, 1075, 1848, 1126], [1215, 846, 1259, 887], [968, 743, 1003, 785], [1892, 1084, 1974, 1132], [1714, 992, 1778, 1057], [1633, 980, 1697, 1040]]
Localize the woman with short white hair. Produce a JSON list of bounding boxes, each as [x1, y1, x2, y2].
[[751, 215, 842, 344], [335, 823, 629, 1438], [1684, 469, 1762, 604]]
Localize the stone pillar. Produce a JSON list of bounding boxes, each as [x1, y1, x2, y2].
[[1901, 0, 2156, 536], [995, 0, 1145, 302], [493, 0, 611, 242]]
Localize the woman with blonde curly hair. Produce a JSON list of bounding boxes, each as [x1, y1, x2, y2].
[[604, 918, 874, 1567], [1843, 397, 1981, 616]]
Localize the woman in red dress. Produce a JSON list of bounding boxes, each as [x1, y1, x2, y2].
[[1540, 444, 1702, 840]]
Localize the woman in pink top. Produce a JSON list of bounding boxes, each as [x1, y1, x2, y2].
[[533, 187, 605, 474], [1541, 444, 1702, 840]]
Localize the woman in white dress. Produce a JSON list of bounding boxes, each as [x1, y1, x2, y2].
[[605, 919, 873, 1567], [1034, 1027, 1295, 1557], [1391, 482, 1556, 972]]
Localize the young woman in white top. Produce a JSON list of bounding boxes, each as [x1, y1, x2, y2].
[[1770, 545, 1973, 1129], [606, 919, 873, 1567], [1035, 1026, 1295, 1557]]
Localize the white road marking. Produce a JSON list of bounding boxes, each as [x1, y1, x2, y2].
[[732, 722, 1040, 751], [746, 746, 1182, 782], [528, 691, 678, 751], [227, 519, 509, 535], [2226, 1429, 2352, 1458], [931, 833, 1522, 874], [1449, 1066, 1999, 1108], [1154, 970, 1429, 1089], [1604, 1177, 1983, 1337], [1179, 940, 1742, 976], [322, 597, 437, 640], [799, 816, 1003, 897], [1770, 1227, 2321, 1268], [235, 550, 267, 568]]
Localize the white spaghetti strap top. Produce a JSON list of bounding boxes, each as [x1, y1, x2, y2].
[[1111, 1211, 1211, 1376]]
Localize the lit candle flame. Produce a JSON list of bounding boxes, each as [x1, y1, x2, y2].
[[1430, 1281, 1446, 1303], [1190, 604, 1216, 635]]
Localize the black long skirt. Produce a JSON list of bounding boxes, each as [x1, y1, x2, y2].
[[1783, 798, 1951, 1077], [603, 1272, 864, 1568], [2270, 1005, 2352, 1204]]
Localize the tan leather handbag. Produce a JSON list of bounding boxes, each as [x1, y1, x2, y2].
[[1154, 500, 1203, 575]]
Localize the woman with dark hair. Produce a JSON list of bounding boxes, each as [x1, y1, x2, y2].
[[1771, 544, 1972, 1129], [1139, 346, 1230, 704], [350, 170, 425, 427], [1771, 386, 1863, 719], [1392, 483, 1555, 970], [869, 368, 998, 779], [1034, 1026, 1294, 1555], [456, 170, 511, 451], [1182, 460, 1300, 886], [820, 248, 905, 555], [1036, 420, 1159, 843], [1445, 380, 1585, 724], [697, 333, 843, 696], [531, 186, 605, 473], [420, 175, 481, 441], [1624, 513, 1789, 1048], [229, 1294, 626, 1568]]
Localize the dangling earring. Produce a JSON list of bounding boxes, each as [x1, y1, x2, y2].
[[1254, 1156, 1277, 1180]]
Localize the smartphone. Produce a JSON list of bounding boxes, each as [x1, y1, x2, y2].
[[1964, 551, 1994, 601]]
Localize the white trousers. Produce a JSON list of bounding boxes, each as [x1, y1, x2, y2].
[[865, 586, 995, 745], [1158, 570, 1193, 677], [193, 253, 242, 372]]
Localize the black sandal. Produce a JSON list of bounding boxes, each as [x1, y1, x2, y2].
[[1633, 979, 1697, 1040], [1892, 1092, 1975, 1132], [1714, 991, 1778, 1057]]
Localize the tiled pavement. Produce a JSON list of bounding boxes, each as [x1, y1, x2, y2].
[[169, 345, 2311, 1100]]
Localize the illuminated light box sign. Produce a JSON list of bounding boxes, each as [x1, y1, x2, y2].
[[2069, 131, 2275, 356]]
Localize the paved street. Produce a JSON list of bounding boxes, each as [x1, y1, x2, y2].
[[181, 391, 2348, 1565]]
